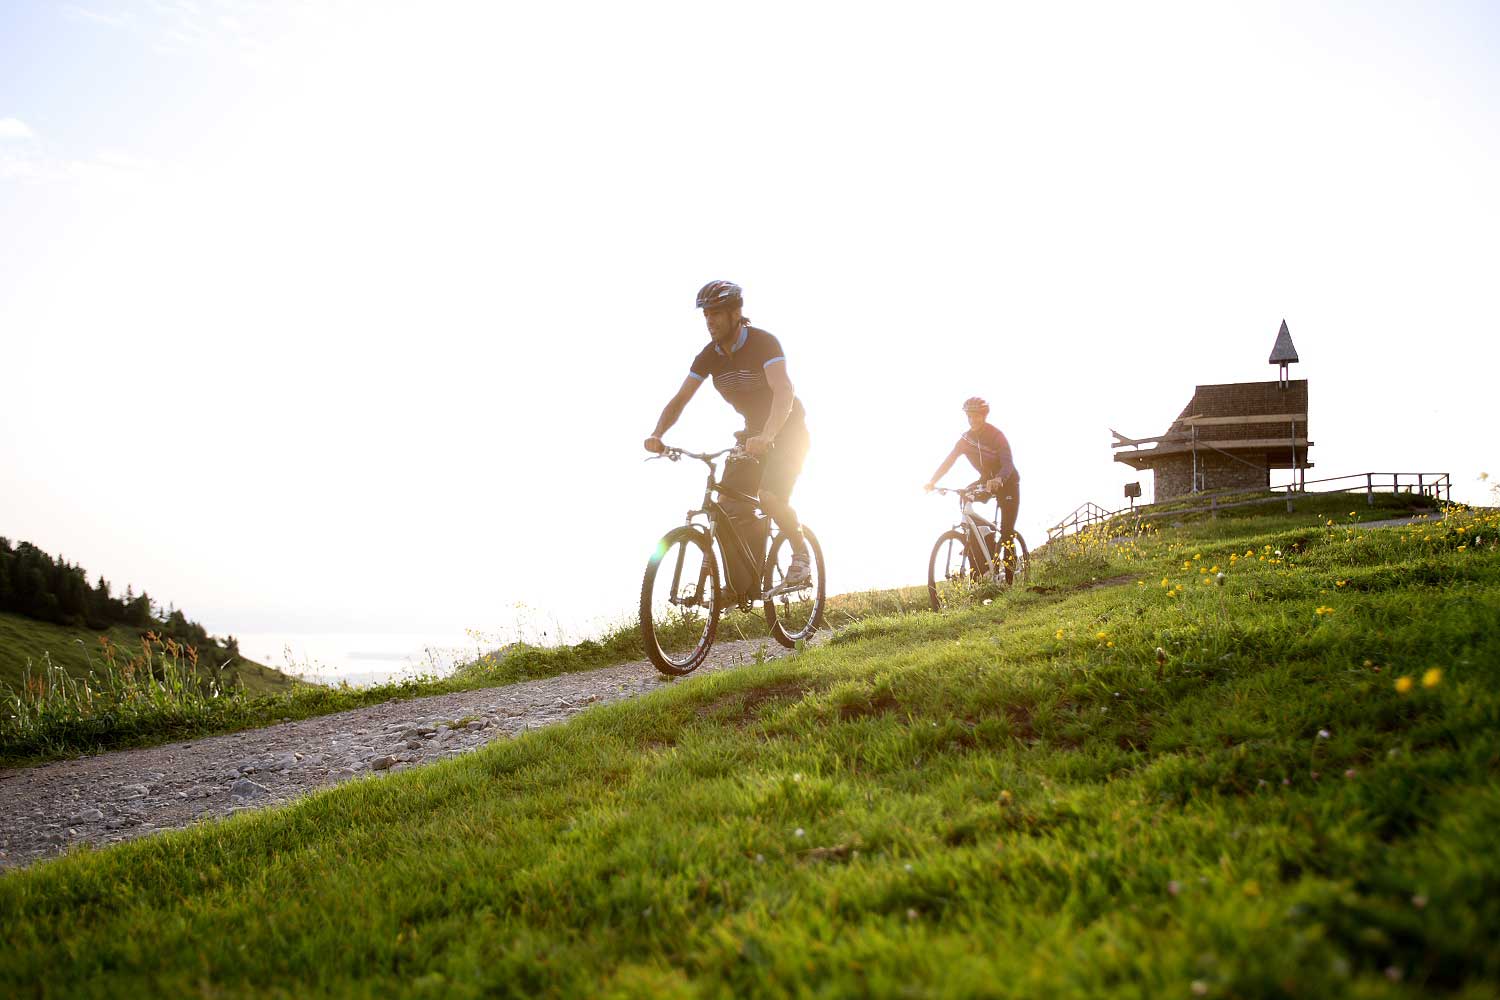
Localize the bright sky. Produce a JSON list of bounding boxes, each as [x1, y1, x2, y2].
[[3, 1, 1498, 656]]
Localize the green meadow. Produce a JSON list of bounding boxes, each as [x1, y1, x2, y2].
[[3, 493, 1497, 997]]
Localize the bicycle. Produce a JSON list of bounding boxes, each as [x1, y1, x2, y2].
[[640, 445, 826, 675], [927, 486, 1029, 612]]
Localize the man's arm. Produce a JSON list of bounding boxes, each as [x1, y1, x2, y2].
[[644, 376, 703, 452], [746, 360, 795, 457], [925, 447, 962, 491]]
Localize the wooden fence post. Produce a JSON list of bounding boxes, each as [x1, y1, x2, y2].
[[1366, 473, 1374, 506]]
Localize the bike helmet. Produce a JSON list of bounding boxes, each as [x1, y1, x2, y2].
[[962, 396, 989, 414], [696, 280, 743, 310]]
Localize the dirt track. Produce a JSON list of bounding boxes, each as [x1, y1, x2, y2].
[[0, 635, 815, 872]]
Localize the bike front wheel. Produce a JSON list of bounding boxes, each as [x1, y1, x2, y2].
[[763, 525, 825, 648], [927, 529, 974, 612], [640, 527, 721, 675]]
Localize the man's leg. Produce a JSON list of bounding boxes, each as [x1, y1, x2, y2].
[[997, 484, 1020, 585], [759, 427, 810, 581]]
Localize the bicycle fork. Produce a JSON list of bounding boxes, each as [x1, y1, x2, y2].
[[667, 528, 715, 609]]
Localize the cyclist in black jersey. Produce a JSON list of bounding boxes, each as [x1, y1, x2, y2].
[[644, 280, 812, 592], [925, 396, 1021, 584]]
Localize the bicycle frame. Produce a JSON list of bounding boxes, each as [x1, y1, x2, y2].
[[656, 447, 772, 605], [938, 488, 1015, 576]]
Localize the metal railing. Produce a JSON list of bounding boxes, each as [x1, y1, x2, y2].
[[1046, 471, 1451, 542], [1046, 501, 1117, 542]]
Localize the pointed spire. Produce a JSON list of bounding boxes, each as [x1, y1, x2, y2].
[[1268, 319, 1299, 364]]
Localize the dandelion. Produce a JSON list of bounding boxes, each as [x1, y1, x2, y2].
[[999, 790, 1012, 803], [1155, 647, 1167, 664], [1215, 572, 1226, 586], [1335, 580, 1347, 588], [1395, 676, 1414, 694], [1457, 545, 1467, 552], [1209, 565, 1220, 573], [1422, 668, 1442, 688], [794, 827, 805, 838], [1055, 629, 1065, 639], [1314, 606, 1334, 616], [1193, 552, 1201, 560], [1160, 577, 1170, 587]]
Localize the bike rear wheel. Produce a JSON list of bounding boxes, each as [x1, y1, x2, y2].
[[763, 525, 825, 648], [927, 529, 973, 612], [1003, 532, 1030, 585], [640, 527, 721, 675]]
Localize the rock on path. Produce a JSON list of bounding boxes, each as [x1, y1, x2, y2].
[[0, 635, 814, 871]]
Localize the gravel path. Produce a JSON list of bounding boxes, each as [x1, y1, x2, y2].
[[0, 635, 817, 872]]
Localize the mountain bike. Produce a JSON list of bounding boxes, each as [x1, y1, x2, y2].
[[927, 486, 1028, 611], [640, 445, 826, 675]]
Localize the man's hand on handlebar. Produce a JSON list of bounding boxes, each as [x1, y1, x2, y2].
[[923, 482, 936, 493], [644, 435, 666, 454]]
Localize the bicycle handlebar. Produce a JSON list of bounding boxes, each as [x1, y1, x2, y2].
[[647, 444, 738, 466], [931, 486, 992, 503]]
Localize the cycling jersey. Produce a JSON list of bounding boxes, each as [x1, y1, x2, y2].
[[950, 422, 1018, 485], [689, 325, 807, 436]]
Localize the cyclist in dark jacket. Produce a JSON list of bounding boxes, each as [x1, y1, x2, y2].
[[924, 396, 1021, 583]]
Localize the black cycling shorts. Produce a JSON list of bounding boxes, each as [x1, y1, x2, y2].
[[723, 423, 810, 506]]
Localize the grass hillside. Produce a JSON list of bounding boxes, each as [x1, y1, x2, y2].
[[4, 494, 1497, 997], [0, 611, 295, 696]]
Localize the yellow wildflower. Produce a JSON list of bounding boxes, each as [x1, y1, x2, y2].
[[1315, 606, 1334, 616], [1395, 676, 1414, 693], [1055, 629, 1065, 640], [1422, 668, 1442, 688]]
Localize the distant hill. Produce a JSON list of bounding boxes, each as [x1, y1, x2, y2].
[[0, 612, 295, 695], [0, 538, 297, 694]]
